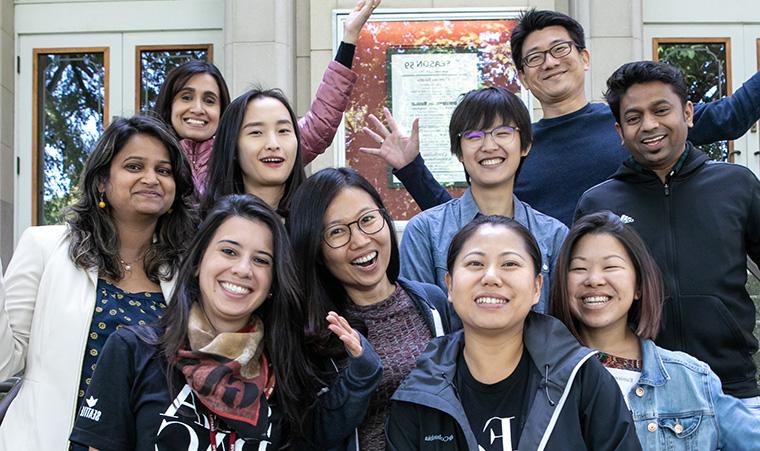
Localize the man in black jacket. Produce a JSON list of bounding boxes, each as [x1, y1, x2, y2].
[[575, 61, 760, 411]]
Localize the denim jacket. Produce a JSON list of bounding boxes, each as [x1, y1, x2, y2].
[[630, 339, 760, 450], [399, 188, 567, 312]]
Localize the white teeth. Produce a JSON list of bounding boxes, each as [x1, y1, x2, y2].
[[480, 158, 505, 166], [476, 296, 507, 305], [352, 251, 377, 265], [642, 136, 664, 144], [184, 118, 206, 126], [261, 157, 284, 163], [583, 295, 610, 304], [220, 282, 251, 295]]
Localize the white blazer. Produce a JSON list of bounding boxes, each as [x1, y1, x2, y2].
[[0, 225, 176, 450]]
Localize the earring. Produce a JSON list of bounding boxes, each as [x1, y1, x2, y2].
[[98, 192, 107, 209]]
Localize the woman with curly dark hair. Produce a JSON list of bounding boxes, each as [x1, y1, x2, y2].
[[0, 115, 196, 450]]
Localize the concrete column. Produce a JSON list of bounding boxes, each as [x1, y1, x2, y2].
[[0, 0, 14, 263], [223, 0, 296, 99], [570, 0, 643, 103]]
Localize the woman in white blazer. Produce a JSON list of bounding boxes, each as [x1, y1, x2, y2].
[[0, 115, 197, 450]]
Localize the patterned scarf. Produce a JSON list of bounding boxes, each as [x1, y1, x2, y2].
[[175, 304, 275, 435]]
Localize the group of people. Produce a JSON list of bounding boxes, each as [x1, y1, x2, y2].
[[0, 4, 759, 451]]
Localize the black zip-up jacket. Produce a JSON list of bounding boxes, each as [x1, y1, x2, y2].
[[576, 143, 760, 398], [386, 313, 641, 450]]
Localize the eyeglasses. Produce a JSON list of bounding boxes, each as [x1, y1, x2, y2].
[[323, 208, 387, 249], [458, 125, 520, 148], [522, 40, 580, 68]]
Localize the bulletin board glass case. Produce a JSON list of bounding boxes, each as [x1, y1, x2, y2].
[[333, 8, 530, 221]]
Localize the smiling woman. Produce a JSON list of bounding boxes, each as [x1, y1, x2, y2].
[[69, 194, 322, 450], [286, 167, 456, 451], [387, 215, 641, 451], [0, 115, 197, 450]]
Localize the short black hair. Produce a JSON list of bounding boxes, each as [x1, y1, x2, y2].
[[448, 86, 532, 183], [511, 8, 586, 72], [604, 61, 689, 124]]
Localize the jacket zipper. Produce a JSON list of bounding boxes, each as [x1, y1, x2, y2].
[[662, 170, 683, 350]]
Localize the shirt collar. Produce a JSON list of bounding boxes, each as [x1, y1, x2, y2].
[[459, 188, 526, 227]]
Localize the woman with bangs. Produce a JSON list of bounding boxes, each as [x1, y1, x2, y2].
[[153, 0, 380, 195], [368, 87, 567, 311], [550, 211, 760, 450]]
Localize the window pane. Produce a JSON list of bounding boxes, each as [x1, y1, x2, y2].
[[138, 48, 210, 113], [657, 41, 729, 161], [37, 51, 105, 225]]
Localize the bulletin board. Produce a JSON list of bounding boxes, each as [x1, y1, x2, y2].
[[333, 9, 527, 221]]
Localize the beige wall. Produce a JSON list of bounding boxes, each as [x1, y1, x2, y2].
[[0, 0, 14, 264]]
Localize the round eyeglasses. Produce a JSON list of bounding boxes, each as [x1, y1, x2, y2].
[[323, 208, 387, 249], [522, 40, 580, 68], [458, 125, 519, 148]]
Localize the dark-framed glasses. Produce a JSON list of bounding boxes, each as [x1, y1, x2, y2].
[[323, 208, 387, 249], [522, 40, 579, 68], [458, 125, 519, 148]]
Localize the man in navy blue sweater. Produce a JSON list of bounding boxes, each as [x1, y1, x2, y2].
[[362, 9, 760, 226]]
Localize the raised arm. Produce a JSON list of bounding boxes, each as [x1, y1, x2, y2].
[[299, 0, 380, 164], [360, 107, 452, 210], [689, 70, 760, 145], [310, 312, 383, 448]]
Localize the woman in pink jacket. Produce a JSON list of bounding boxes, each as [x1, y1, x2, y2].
[[153, 0, 379, 195]]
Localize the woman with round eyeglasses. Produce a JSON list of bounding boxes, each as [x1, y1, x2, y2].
[[286, 167, 457, 451], [367, 86, 567, 312]]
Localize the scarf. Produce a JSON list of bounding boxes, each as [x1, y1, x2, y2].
[[175, 304, 275, 436]]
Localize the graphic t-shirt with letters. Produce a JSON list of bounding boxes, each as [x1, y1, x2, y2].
[[455, 350, 533, 451], [69, 327, 281, 451]]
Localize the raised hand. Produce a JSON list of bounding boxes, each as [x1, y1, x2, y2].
[[326, 311, 364, 358], [343, 0, 381, 44], [359, 107, 420, 170]]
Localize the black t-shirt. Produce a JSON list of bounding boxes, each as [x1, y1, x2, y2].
[[69, 328, 282, 451], [455, 350, 534, 451]]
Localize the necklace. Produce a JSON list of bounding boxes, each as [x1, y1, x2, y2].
[[119, 253, 144, 273]]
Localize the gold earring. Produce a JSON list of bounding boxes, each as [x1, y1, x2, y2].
[[98, 192, 106, 209]]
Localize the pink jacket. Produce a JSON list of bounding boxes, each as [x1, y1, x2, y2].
[[181, 60, 358, 194]]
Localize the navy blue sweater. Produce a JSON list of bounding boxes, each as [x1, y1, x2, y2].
[[396, 70, 760, 226]]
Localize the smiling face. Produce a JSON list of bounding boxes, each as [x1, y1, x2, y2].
[[321, 187, 393, 302], [237, 96, 298, 197], [567, 233, 638, 337], [170, 73, 221, 142], [459, 118, 528, 191], [198, 216, 274, 333], [99, 133, 176, 222], [517, 25, 589, 108], [445, 224, 541, 335], [616, 81, 693, 179]]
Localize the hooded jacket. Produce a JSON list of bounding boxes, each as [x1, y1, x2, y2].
[[313, 277, 457, 451], [575, 144, 760, 398], [386, 313, 641, 451]]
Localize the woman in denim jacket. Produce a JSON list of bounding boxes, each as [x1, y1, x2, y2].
[[550, 211, 760, 450]]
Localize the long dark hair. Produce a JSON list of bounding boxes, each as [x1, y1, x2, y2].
[[153, 60, 231, 135], [202, 88, 305, 217], [65, 115, 197, 282], [286, 167, 400, 358], [151, 194, 316, 441], [550, 211, 664, 341]]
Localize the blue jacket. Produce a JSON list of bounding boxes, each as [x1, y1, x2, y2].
[[630, 339, 760, 450], [399, 189, 567, 313], [386, 313, 641, 450], [312, 277, 457, 451], [396, 69, 760, 226]]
